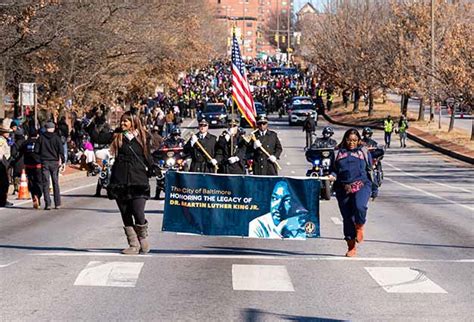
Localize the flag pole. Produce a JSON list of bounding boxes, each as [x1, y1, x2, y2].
[[231, 25, 236, 156]]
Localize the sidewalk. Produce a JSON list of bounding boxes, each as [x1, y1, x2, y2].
[[324, 101, 474, 165]]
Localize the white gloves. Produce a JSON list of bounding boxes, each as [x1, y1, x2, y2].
[[269, 155, 277, 163], [190, 134, 198, 146], [253, 139, 262, 149], [228, 156, 239, 164], [224, 134, 230, 142], [210, 158, 218, 166]]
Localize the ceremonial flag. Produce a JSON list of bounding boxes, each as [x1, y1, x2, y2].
[[232, 30, 256, 128]]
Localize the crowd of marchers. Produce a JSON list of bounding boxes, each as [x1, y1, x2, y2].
[[0, 59, 407, 257]]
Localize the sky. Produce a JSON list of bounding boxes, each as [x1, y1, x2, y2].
[[294, 0, 326, 12]]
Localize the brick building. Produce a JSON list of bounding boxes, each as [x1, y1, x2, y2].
[[210, 0, 293, 59]]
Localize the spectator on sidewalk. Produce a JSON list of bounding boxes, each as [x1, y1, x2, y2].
[[35, 121, 64, 210], [383, 115, 394, 148], [58, 116, 69, 164], [0, 119, 13, 208]]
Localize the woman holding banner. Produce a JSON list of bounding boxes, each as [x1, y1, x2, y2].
[[329, 128, 376, 257], [88, 111, 152, 255]]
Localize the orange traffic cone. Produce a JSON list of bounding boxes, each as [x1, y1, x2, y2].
[[17, 169, 30, 200]]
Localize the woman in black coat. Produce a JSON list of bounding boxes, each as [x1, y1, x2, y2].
[[89, 112, 152, 255]]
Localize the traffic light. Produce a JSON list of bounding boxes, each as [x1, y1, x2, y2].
[[296, 35, 301, 45], [274, 34, 279, 42], [282, 35, 286, 43]]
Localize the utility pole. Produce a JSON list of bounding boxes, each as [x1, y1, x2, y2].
[[429, 0, 435, 122]]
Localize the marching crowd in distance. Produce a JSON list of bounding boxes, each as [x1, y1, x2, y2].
[[0, 58, 410, 257]]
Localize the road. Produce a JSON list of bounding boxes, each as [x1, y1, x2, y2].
[[1, 115, 473, 321], [388, 93, 473, 133]]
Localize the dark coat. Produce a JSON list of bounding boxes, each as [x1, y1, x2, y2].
[[184, 132, 217, 173], [302, 117, 316, 132], [34, 132, 65, 163], [216, 131, 247, 175], [90, 128, 151, 200], [251, 130, 283, 176]]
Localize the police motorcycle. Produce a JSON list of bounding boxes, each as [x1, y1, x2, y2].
[[362, 127, 385, 187], [94, 148, 113, 197], [304, 127, 337, 200], [152, 128, 187, 199]]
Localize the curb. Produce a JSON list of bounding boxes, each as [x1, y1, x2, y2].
[[322, 113, 474, 165]]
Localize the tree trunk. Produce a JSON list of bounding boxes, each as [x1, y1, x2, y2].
[[353, 98, 359, 112], [417, 97, 425, 121], [382, 87, 386, 104], [471, 118, 474, 140], [402, 95, 409, 116], [400, 94, 404, 114], [448, 105, 455, 132], [368, 88, 374, 116]]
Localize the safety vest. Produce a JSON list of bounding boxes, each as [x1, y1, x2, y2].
[[399, 120, 408, 133], [384, 119, 393, 133], [327, 94, 334, 102], [317, 88, 325, 97]]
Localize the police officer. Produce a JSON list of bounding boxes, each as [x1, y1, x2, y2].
[[361, 127, 378, 148], [310, 126, 337, 149], [216, 119, 246, 175], [397, 115, 409, 148], [185, 119, 218, 173], [251, 115, 283, 176], [163, 127, 185, 149]]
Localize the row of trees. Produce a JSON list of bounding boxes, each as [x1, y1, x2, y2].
[[1, 0, 226, 113], [299, 0, 473, 124]]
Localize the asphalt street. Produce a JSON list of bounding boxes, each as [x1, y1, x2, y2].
[[0, 115, 473, 321]]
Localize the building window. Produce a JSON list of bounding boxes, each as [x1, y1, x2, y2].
[[246, 22, 253, 27]]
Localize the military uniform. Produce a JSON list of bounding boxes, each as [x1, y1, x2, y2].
[[252, 129, 283, 176], [216, 127, 247, 175]]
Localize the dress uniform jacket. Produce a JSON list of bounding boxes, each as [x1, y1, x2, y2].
[[184, 133, 217, 173], [216, 132, 247, 175], [252, 130, 283, 176]]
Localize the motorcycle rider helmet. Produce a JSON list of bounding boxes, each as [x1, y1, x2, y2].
[[171, 127, 181, 136], [362, 127, 373, 138], [322, 126, 334, 138]]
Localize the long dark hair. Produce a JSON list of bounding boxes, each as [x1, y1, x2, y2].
[[110, 111, 149, 157], [338, 128, 362, 149]]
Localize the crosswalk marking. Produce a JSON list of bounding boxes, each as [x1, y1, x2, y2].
[[365, 267, 447, 293], [74, 261, 144, 287], [330, 217, 343, 225], [232, 264, 294, 292]]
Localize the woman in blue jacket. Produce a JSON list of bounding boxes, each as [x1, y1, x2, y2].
[[329, 128, 376, 257]]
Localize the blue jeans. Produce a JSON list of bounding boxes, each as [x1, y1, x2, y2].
[[336, 183, 371, 240]]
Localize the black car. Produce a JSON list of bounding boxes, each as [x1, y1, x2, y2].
[[197, 103, 228, 128], [240, 102, 267, 128]]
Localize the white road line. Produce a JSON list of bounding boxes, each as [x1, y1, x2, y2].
[[0, 182, 97, 210], [331, 217, 343, 225], [32, 252, 474, 263], [232, 264, 294, 291], [385, 162, 473, 193], [0, 261, 18, 268], [365, 267, 447, 293], [384, 177, 474, 212], [74, 261, 144, 287]]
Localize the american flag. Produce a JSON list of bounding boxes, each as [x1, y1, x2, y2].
[[232, 32, 256, 128]]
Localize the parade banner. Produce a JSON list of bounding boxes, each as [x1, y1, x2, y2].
[[162, 172, 320, 239]]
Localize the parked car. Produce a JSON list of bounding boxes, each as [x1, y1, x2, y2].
[[197, 103, 228, 128], [287, 97, 317, 126]]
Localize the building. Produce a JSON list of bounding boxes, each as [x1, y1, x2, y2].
[[210, 0, 293, 59]]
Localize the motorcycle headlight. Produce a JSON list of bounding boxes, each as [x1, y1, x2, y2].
[[99, 172, 107, 179], [312, 159, 320, 166], [322, 158, 331, 167], [159, 160, 165, 167], [322, 151, 330, 157], [166, 158, 176, 167]]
